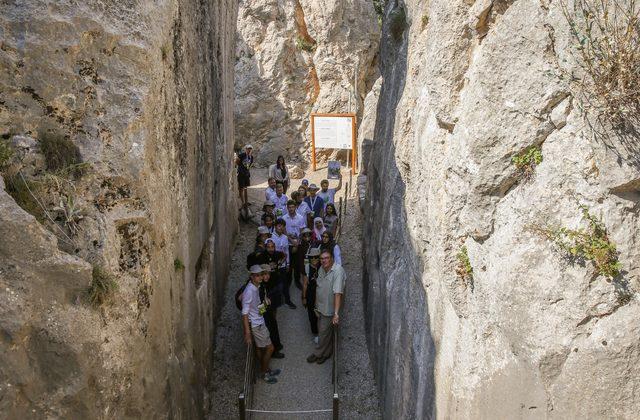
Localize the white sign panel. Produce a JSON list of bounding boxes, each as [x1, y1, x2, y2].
[[313, 116, 353, 150]]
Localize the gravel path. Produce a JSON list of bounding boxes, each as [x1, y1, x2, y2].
[[206, 167, 380, 419]]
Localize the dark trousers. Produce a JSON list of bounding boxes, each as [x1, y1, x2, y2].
[[307, 304, 318, 335], [279, 267, 292, 305], [263, 308, 282, 350]]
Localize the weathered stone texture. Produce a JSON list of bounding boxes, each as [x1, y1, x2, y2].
[[234, 0, 380, 165], [0, 0, 237, 418], [363, 1, 640, 419]]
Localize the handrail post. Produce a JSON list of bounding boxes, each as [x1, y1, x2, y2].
[[333, 393, 339, 420], [238, 394, 246, 420]]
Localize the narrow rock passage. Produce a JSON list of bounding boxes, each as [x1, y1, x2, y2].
[[206, 167, 380, 419]]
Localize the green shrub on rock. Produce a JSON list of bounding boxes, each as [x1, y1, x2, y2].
[[536, 205, 621, 279]]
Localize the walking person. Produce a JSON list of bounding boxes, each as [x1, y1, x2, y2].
[[272, 219, 295, 309], [306, 250, 345, 364], [283, 200, 306, 296], [323, 203, 339, 237], [302, 247, 321, 344], [304, 183, 325, 218], [242, 265, 281, 383], [235, 145, 254, 208], [320, 231, 342, 266], [311, 217, 326, 245], [294, 227, 312, 290], [265, 177, 278, 202], [317, 174, 342, 209], [261, 200, 276, 225], [260, 264, 285, 358], [273, 183, 288, 217], [269, 155, 290, 193]]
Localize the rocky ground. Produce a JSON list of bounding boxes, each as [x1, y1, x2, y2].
[[206, 166, 380, 419]]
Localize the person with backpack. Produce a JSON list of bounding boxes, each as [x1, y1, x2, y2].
[[241, 265, 281, 383], [260, 264, 284, 358]]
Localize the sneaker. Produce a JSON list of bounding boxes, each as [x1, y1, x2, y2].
[[272, 351, 285, 359], [262, 373, 277, 384], [267, 368, 281, 376], [306, 354, 319, 363], [313, 336, 319, 345], [286, 302, 297, 309]]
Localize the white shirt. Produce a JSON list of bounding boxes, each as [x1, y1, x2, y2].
[[317, 189, 336, 207], [271, 232, 290, 266], [241, 282, 264, 326], [265, 187, 277, 202], [273, 194, 288, 215], [296, 201, 311, 218], [283, 212, 306, 237]]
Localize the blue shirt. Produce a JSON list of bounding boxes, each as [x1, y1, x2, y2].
[[304, 195, 325, 218]]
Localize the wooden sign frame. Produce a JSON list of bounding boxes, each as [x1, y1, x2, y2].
[[310, 113, 357, 174]]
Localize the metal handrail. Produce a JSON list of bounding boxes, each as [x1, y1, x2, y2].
[[332, 325, 340, 420], [238, 342, 256, 420]]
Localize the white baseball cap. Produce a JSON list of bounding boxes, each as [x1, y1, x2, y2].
[[245, 144, 253, 149], [249, 264, 264, 274]]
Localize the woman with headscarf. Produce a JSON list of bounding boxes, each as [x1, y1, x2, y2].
[[269, 155, 290, 193], [323, 203, 338, 237], [311, 217, 326, 245], [319, 231, 342, 266]]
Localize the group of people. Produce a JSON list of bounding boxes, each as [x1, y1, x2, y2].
[[235, 145, 346, 385]]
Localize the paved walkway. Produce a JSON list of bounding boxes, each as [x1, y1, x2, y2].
[[251, 285, 333, 419], [206, 166, 380, 419]]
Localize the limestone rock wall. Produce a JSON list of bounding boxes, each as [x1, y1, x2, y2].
[[234, 0, 380, 165], [363, 0, 640, 418], [0, 0, 237, 418]]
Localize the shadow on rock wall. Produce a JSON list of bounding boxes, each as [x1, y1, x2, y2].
[[362, 2, 436, 418]]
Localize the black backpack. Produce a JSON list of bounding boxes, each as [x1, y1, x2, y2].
[[235, 280, 249, 311]]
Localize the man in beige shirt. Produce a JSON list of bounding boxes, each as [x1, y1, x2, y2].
[[306, 249, 345, 364]]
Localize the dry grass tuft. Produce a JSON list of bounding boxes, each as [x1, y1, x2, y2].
[[562, 0, 640, 130]]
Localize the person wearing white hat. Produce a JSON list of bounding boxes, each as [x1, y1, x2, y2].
[[241, 264, 281, 383], [235, 144, 254, 208]]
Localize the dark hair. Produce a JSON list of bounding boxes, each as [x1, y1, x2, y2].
[[268, 177, 276, 183], [325, 203, 336, 215], [291, 191, 299, 201], [321, 179, 329, 185], [276, 155, 285, 168], [320, 249, 334, 259], [287, 199, 296, 206], [275, 218, 286, 226], [276, 181, 284, 188], [264, 214, 274, 221]]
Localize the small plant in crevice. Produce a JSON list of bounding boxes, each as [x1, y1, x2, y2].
[[174, 258, 185, 271], [561, 0, 640, 130], [0, 139, 14, 171], [534, 205, 622, 279], [38, 131, 82, 173], [389, 6, 407, 41], [295, 36, 316, 53], [512, 145, 543, 181], [89, 265, 118, 307], [373, 0, 387, 25], [421, 14, 429, 30], [456, 246, 474, 289], [52, 193, 84, 235]]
